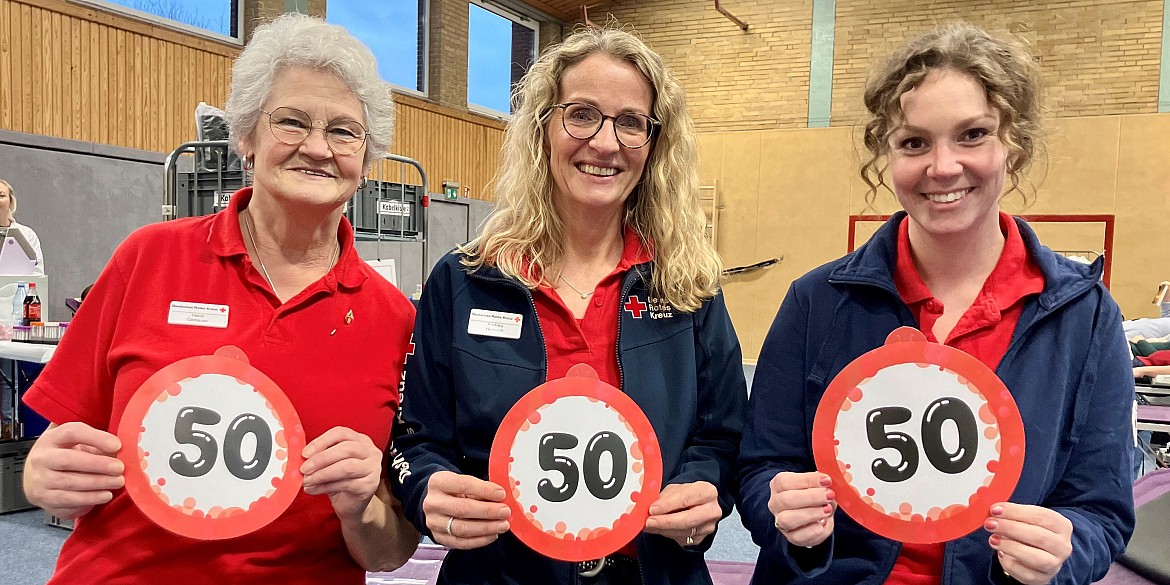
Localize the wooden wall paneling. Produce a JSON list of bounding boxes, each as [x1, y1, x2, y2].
[[15, 3, 28, 132], [1114, 114, 1170, 319], [1, 1, 12, 131], [70, 16, 82, 140], [29, 4, 41, 135]]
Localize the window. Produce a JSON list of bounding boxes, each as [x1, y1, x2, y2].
[[328, 0, 428, 95], [468, 0, 537, 115], [74, 0, 242, 42]]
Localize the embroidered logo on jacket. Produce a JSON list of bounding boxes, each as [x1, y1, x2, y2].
[[624, 295, 675, 320]]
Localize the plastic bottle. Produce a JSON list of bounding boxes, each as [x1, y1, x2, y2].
[[22, 282, 41, 326], [11, 281, 25, 324]]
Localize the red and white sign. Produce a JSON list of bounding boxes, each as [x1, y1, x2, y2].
[[489, 364, 662, 561], [811, 327, 1025, 544], [117, 345, 306, 540]]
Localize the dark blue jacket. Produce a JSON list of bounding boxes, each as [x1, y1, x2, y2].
[[389, 251, 748, 585], [737, 213, 1135, 585]]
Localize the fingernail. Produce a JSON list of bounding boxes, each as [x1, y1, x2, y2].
[[989, 534, 1002, 546], [984, 519, 999, 531], [825, 489, 835, 501], [649, 506, 661, 515], [498, 521, 510, 532], [819, 475, 832, 487], [990, 505, 1004, 516], [998, 550, 1005, 559], [819, 518, 828, 527], [822, 504, 833, 515], [498, 507, 511, 519]]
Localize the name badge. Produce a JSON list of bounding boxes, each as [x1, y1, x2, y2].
[[168, 301, 230, 329], [468, 308, 523, 339]]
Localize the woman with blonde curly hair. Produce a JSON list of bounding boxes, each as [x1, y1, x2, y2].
[[390, 27, 747, 584], [738, 22, 1133, 585]]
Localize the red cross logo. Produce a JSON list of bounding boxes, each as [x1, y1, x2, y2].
[[220, 307, 226, 313], [624, 295, 647, 319]]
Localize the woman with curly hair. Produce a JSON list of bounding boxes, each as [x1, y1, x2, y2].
[[737, 22, 1134, 585]]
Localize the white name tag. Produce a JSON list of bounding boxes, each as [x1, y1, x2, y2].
[[167, 301, 230, 329], [467, 308, 523, 339]]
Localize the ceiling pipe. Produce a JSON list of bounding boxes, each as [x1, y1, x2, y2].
[[714, 0, 749, 32]]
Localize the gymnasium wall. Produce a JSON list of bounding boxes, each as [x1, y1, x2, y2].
[[600, 0, 1170, 359], [0, 0, 506, 202]]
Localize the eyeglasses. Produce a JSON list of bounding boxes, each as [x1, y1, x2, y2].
[[548, 102, 660, 149], [261, 107, 368, 156]]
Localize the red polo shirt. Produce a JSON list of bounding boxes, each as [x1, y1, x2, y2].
[[24, 188, 415, 584], [531, 227, 652, 557], [885, 211, 1045, 585]]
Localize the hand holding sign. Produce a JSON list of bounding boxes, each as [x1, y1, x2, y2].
[[23, 422, 125, 520], [489, 364, 662, 561], [422, 471, 512, 549], [302, 426, 385, 522], [812, 327, 1025, 544], [985, 503, 1073, 585], [769, 472, 837, 548], [117, 346, 306, 540]]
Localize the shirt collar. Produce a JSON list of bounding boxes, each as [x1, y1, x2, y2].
[[208, 187, 367, 289], [894, 211, 1044, 311]]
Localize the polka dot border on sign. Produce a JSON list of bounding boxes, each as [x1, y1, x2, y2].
[[488, 366, 663, 561], [117, 345, 306, 540], [811, 327, 1026, 544]]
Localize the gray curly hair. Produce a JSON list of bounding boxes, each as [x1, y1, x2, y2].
[[224, 13, 394, 166]]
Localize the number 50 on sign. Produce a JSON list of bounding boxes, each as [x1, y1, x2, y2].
[[812, 327, 1026, 544]]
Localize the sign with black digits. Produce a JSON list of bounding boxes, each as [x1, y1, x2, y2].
[[117, 346, 306, 540], [811, 327, 1025, 543], [488, 364, 662, 561]]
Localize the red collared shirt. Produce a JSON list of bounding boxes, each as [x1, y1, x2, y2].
[[884, 211, 1045, 585]]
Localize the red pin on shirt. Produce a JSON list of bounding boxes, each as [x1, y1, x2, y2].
[[811, 327, 1025, 543], [117, 345, 306, 540], [489, 364, 662, 561]]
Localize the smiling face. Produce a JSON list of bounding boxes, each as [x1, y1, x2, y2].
[[888, 68, 1007, 242], [547, 53, 654, 216], [241, 67, 370, 209]]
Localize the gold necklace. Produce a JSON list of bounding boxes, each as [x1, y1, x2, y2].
[[243, 208, 339, 298], [558, 274, 592, 300]]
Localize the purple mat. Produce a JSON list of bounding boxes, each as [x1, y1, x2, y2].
[[1138, 405, 1170, 423], [1097, 469, 1170, 585], [366, 544, 755, 585]]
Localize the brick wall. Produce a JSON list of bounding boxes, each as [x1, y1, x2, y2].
[[429, 0, 470, 109], [831, 0, 1163, 126], [600, 0, 1163, 130], [244, 0, 326, 40], [603, 0, 814, 131]]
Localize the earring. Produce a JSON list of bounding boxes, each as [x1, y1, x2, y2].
[[359, 177, 368, 190], [243, 155, 254, 171]]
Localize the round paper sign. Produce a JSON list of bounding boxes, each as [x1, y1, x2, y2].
[[811, 327, 1025, 544], [117, 345, 306, 540], [488, 364, 663, 561]]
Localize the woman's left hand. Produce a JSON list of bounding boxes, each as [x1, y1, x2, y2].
[[301, 426, 382, 522], [643, 481, 721, 548], [985, 502, 1074, 584]]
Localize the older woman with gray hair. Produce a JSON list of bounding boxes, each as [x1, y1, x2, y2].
[[21, 13, 418, 583]]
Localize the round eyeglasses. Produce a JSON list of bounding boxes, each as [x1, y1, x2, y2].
[[548, 102, 660, 149], [261, 107, 368, 156]]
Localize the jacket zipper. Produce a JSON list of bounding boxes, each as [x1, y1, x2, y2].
[[617, 268, 649, 585]]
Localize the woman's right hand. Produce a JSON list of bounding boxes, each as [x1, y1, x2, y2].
[[769, 471, 836, 548], [23, 422, 124, 519], [423, 471, 511, 549]]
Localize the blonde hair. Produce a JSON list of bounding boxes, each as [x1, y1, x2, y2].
[[462, 27, 721, 312], [0, 179, 15, 217], [860, 22, 1044, 205]]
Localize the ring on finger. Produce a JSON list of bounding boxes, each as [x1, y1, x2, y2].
[[445, 516, 455, 537], [686, 526, 696, 546]]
